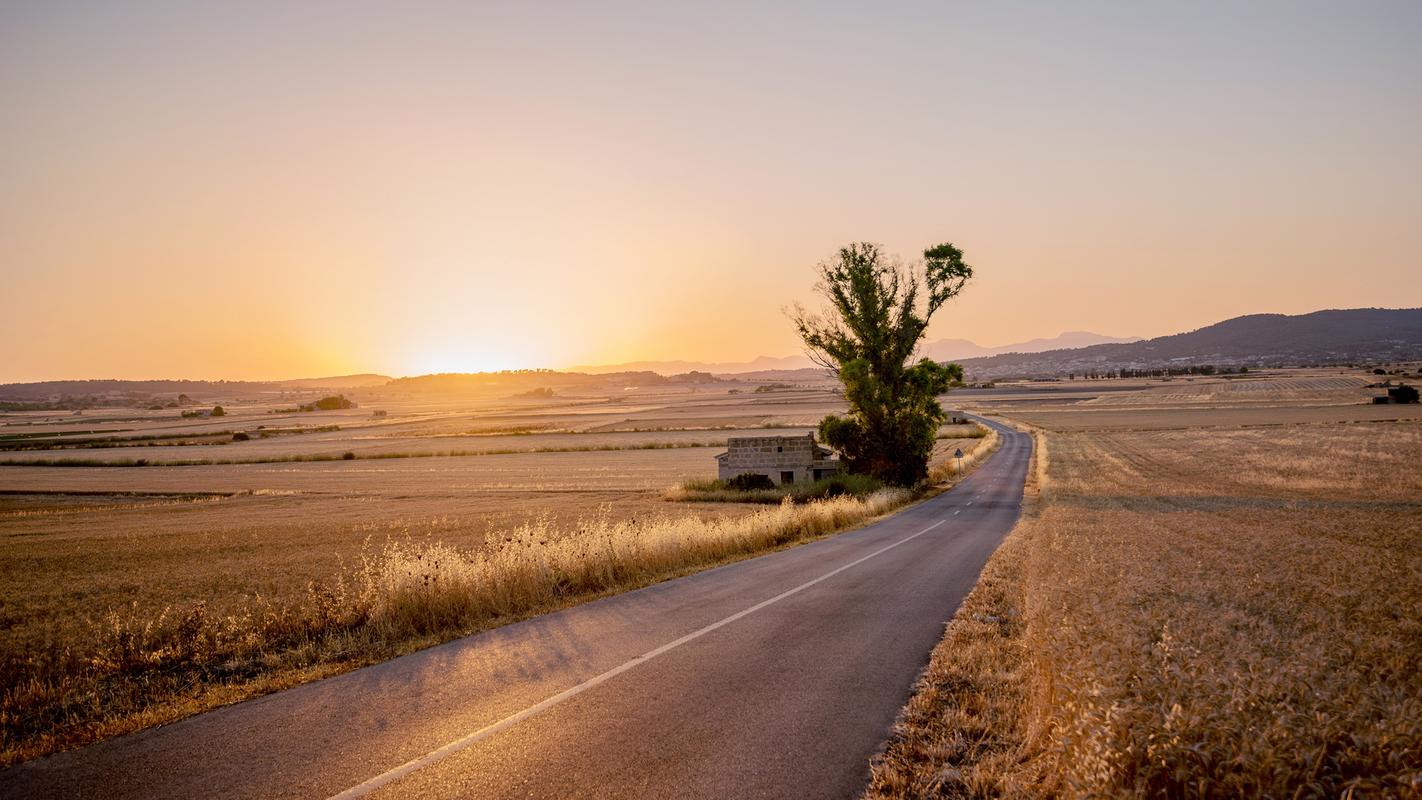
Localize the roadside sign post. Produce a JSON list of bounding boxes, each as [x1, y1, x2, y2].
[[954, 448, 964, 476]]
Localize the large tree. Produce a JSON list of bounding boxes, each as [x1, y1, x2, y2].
[[791, 241, 973, 486]]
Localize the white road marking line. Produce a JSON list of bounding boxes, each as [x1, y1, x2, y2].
[[953, 510, 961, 515], [327, 518, 949, 800]]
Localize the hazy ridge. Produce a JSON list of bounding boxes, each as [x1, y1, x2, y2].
[[959, 308, 1422, 379], [3, 309, 1419, 399]]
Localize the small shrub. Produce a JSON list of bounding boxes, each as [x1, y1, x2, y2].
[[808, 473, 881, 499], [210, 406, 225, 417], [301, 395, 355, 412], [342, 451, 356, 460], [670, 472, 884, 504], [725, 473, 776, 491], [231, 432, 250, 442]]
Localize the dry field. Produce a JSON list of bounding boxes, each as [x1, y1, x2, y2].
[[869, 412, 1422, 796], [963, 369, 1422, 432], [7, 380, 998, 766]]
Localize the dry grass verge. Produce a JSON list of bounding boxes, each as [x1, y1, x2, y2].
[[2, 489, 910, 766], [867, 513, 1035, 797], [868, 420, 1422, 798], [928, 424, 999, 485]]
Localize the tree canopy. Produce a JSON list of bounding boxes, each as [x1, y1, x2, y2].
[[791, 242, 972, 485]]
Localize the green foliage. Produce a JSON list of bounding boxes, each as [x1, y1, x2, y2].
[[725, 472, 776, 491], [302, 395, 355, 412], [673, 472, 885, 504], [811, 472, 883, 499], [791, 241, 972, 485]]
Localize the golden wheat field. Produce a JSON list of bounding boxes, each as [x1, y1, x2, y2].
[[869, 416, 1422, 797]]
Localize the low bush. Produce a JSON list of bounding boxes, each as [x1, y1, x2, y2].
[[725, 473, 775, 491], [668, 472, 884, 504], [300, 395, 355, 412]]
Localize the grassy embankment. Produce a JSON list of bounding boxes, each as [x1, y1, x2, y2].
[[866, 420, 1422, 797]]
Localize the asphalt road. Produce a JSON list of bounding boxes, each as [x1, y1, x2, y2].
[[2, 417, 1031, 800]]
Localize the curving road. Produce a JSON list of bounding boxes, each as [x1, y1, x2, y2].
[[1, 417, 1031, 800]]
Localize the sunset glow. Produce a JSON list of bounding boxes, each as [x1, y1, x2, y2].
[[3, 2, 1419, 381]]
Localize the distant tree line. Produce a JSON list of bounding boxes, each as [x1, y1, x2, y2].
[[1067, 365, 1250, 380]]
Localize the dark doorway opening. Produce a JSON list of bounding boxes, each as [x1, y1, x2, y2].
[[780, 471, 795, 484]]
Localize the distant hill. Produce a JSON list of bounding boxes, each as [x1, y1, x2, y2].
[[0, 379, 280, 402], [278, 373, 392, 389], [959, 308, 1422, 379], [569, 354, 817, 375], [10, 311, 1411, 400], [918, 331, 1140, 362], [571, 331, 1138, 375], [0, 369, 737, 408], [0, 374, 394, 402], [383, 369, 671, 394]]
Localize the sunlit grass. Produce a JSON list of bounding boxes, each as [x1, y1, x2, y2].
[[867, 421, 1422, 797], [1, 488, 911, 766]]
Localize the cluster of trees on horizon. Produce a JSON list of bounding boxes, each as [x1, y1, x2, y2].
[[1065, 365, 1250, 380]]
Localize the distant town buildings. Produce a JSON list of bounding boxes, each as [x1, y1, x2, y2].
[[715, 433, 841, 485]]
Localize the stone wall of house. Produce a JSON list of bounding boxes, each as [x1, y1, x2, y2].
[[716, 434, 840, 484], [720, 435, 818, 469]]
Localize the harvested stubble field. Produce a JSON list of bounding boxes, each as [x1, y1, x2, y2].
[[958, 369, 1422, 433], [869, 417, 1422, 797], [2, 384, 915, 766]]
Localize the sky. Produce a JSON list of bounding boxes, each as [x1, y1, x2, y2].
[[2, 1, 1419, 382]]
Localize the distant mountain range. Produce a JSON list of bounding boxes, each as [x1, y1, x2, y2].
[[4, 309, 1417, 402], [959, 308, 1422, 379], [569, 331, 1140, 375]]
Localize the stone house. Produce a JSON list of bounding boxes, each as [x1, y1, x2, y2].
[[1374, 383, 1420, 404], [715, 433, 841, 485]]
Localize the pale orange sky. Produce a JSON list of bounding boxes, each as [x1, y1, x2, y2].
[[2, 2, 1419, 382]]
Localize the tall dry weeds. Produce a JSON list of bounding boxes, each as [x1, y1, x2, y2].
[[2, 489, 910, 766]]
